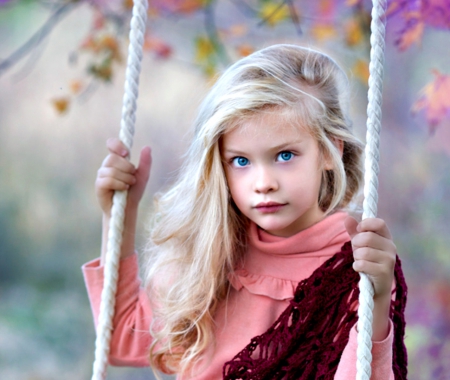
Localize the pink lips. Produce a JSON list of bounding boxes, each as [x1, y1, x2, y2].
[[254, 201, 286, 213]]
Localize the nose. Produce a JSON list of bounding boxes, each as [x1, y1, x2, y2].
[[254, 166, 278, 194]]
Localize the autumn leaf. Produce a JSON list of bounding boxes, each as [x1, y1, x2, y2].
[[144, 36, 172, 58], [412, 70, 450, 133], [69, 80, 84, 94], [311, 23, 337, 41], [236, 44, 254, 57], [194, 36, 218, 77], [195, 36, 215, 63], [52, 97, 70, 114], [259, 1, 290, 27], [422, 0, 450, 30], [395, 10, 424, 51], [345, 0, 362, 6], [344, 18, 364, 46], [228, 24, 248, 38], [88, 61, 113, 81], [352, 59, 370, 84]]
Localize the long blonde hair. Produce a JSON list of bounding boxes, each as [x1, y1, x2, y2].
[[145, 44, 363, 375]]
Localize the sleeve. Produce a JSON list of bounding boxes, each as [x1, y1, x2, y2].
[[82, 254, 153, 367], [334, 320, 395, 380]]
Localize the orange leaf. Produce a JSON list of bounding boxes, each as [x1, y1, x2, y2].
[[228, 24, 248, 38], [52, 97, 70, 114], [144, 36, 172, 58], [311, 23, 337, 41], [344, 19, 364, 46], [352, 59, 370, 84], [345, 0, 362, 6], [412, 70, 450, 132], [69, 80, 84, 95], [122, 0, 133, 10], [236, 44, 254, 57], [259, 1, 290, 27], [396, 16, 424, 51]]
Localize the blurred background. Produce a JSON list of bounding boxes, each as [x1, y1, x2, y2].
[[1, 0, 449, 379]]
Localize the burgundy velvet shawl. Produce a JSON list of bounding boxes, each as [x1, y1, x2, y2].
[[223, 242, 408, 380]]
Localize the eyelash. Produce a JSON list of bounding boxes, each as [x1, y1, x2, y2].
[[229, 151, 295, 167]]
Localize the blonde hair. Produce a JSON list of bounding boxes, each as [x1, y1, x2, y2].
[[145, 44, 363, 375]]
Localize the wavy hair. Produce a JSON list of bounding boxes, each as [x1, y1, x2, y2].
[[145, 44, 364, 376]]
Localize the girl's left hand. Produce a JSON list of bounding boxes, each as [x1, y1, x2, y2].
[[344, 216, 396, 300]]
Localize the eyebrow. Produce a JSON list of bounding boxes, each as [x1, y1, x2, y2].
[[223, 139, 304, 155]]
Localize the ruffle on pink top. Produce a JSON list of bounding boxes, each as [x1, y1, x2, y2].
[[228, 212, 351, 301]]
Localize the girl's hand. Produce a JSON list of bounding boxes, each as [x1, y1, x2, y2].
[[345, 216, 396, 341], [95, 138, 152, 217], [344, 216, 396, 299]]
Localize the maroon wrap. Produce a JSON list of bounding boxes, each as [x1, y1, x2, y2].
[[223, 242, 408, 380]]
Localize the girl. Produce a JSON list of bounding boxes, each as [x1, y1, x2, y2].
[[85, 44, 407, 379]]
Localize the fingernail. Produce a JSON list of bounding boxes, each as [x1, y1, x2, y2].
[[121, 150, 128, 157]]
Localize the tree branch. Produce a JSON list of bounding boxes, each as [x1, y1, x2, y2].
[[0, 1, 79, 77]]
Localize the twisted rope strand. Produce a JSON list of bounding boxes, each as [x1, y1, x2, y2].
[[357, 0, 387, 379], [91, 1, 148, 379]]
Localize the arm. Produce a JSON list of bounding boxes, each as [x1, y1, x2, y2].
[[335, 216, 398, 379], [83, 254, 153, 366], [334, 321, 395, 379], [85, 137, 152, 365]]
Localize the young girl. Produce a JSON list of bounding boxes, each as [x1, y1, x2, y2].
[[84, 44, 407, 379]]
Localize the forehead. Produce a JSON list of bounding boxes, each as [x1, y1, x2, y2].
[[221, 110, 311, 149]]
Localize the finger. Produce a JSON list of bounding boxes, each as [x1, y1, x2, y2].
[[351, 231, 395, 252], [97, 167, 137, 186], [353, 246, 396, 266], [135, 146, 152, 184], [101, 154, 136, 174], [96, 177, 130, 192], [106, 137, 129, 157], [357, 218, 392, 240], [344, 216, 359, 239]]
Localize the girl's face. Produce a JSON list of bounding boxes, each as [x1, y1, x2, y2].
[[221, 111, 330, 237]]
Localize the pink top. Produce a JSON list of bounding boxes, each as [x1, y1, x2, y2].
[[83, 212, 394, 379]]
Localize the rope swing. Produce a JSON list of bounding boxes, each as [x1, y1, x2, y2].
[[90, 0, 387, 379], [91, 0, 148, 379]]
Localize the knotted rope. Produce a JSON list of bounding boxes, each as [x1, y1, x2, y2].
[[91, 0, 386, 379], [357, 0, 387, 379], [91, 1, 148, 379]]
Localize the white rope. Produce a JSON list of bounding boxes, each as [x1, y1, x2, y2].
[[89, 0, 386, 378], [91, 1, 148, 379], [357, 0, 387, 379]]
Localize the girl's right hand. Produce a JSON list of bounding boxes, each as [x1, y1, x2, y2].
[[95, 138, 152, 217]]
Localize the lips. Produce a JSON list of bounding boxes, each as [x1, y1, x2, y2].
[[254, 201, 286, 213]]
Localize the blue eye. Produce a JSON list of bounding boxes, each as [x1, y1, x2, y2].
[[278, 151, 293, 162], [232, 157, 249, 167]]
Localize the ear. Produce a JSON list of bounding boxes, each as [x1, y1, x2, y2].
[[323, 139, 344, 170]]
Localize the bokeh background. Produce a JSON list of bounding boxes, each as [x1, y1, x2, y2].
[[1, 0, 449, 379]]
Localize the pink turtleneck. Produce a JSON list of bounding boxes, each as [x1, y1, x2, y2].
[[82, 212, 394, 379]]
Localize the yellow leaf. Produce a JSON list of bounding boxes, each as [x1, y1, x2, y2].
[[311, 23, 337, 41], [344, 19, 364, 46], [52, 97, 70, 114], [259, 2, 290, 27], [352, 59, 369, 84], [195, 36, 214, 63]]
